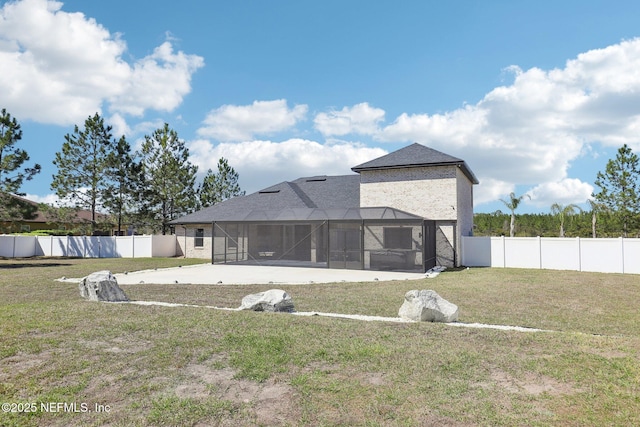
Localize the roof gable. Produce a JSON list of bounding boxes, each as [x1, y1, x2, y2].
[[351, 142, 479, 184]]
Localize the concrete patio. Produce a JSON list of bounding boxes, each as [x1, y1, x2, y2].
[[114, 263, 426, 285]]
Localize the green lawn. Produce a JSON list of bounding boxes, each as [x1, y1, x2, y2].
[[1, 258, 639, 426]]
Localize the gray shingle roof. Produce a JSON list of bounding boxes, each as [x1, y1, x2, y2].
[[170, 174, 361, 224], [351, 142, 479, 184], [171, 143, 478, 225]]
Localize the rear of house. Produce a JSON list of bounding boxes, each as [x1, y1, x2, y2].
[[172, 143, 478, 271]]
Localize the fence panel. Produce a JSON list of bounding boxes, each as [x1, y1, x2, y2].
[[489, 237, 505, 267], [0, 235, 37, 257], [151, 235, 177, 257], [541, 238, 580, 271], [115, 236, 133, 257], [100, 237, 118, 258], [1, 234, 177, 259], [504, 238, 540, 269], [35, 236, 50, 256], [580, 238, 623, 273], [623, 239, 640, 274], [461, 236, 491, 266], [85, 237, 101, 258], [51, 236, 68, 257], [461, 236, 639, 275], [133, 235, 153, 258], [67, 237, 85, 257]]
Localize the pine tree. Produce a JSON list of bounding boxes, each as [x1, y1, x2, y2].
[[51, 113, 114, 234], [593, 144, 640, 237], [140, 123, 198, 234], [0, 108, 41, 230], [102, 136, 143, 235], [198, 157, 245, 208]]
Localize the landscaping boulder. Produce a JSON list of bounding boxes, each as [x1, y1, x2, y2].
[[239, 289, 294, 313], [79, 270, 129, 302], [398, 290, 458, 322]]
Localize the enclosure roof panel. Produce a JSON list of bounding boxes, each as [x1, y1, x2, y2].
[[200, 207, 425, 222]]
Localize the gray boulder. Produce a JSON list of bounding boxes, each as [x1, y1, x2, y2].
[[79, 270, 129, 302], [239, 289, 294, 312], [398, 290, 458, 322]]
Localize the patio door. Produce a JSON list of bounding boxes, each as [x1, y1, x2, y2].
[[329, 223, 361, 269]]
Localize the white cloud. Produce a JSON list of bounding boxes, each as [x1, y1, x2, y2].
[[187, 138, 386, 193], [25, 192, 59, 205], [314, 102, 385, 136], [375, 38, 640, 206], [107, 113, 164, 141], [473, 178, 514, 207], [197, 100, 308, 142], [0, 0, 203, 125], [527, 179, 594, 208], [111, 41, 204, 116]]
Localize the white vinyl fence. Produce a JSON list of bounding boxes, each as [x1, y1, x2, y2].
[[462, 236, 640, 274], [0, 235, 177, 258]]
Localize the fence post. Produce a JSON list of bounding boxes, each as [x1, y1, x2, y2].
[[577, 237, 581, 272], [537, 236, 542, 270], [501, 236, 506, 268], [621, 237, 625, 274]]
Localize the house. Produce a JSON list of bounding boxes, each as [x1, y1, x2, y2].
[[0, 193, 110, 235], [171, 143, 478, 271]]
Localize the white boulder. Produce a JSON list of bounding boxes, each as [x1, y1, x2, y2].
[[239, 289, 295, 312], [398, 290, 458, 322], [79, 270, 129, 302]]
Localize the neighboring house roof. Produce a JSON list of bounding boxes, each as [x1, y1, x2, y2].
[[351, 142, 479, 184], [3, 193, 105, 224], [171, 175, 362, 224]]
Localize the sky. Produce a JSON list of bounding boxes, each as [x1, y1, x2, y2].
[[3, 0, 640, 214]]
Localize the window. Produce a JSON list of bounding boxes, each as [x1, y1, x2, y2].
[[195, 228, 204, 247], [383, 227, 412, 249], [20, 225, 31, 232]]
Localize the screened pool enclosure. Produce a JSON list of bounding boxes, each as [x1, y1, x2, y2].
[[210, 207, 436, 272]]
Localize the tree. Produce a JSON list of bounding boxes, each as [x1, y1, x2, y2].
[[550, 203, 582, 237], [593, 144, 640, 237], [198, 157, 245, 208], [102, 136, 143, 235], [0, 108, 41, 226], [51, 113, 114, 234], [586, 199, 608, 238], [140, 123, 198, 234], [500, 192, 530, 237]]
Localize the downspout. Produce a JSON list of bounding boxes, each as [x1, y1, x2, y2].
[[182, 225, 187, 258], [326, 220, 330, 268], [361, 219, 365, 270], [211, 222, 215, 265]]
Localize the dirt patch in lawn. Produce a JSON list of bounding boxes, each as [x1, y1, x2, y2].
[[183, 363, 300, 426], [488, 368, 579, 396]]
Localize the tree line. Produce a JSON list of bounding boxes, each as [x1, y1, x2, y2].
[[479, 144, 640, 238], [3, 107, 640, 237], [0, 109, 244, 235]]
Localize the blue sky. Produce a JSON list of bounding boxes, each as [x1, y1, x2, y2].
[[3, 0, 640, 214]]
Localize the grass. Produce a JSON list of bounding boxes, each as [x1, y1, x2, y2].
[[1, 258, 639, 426]]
